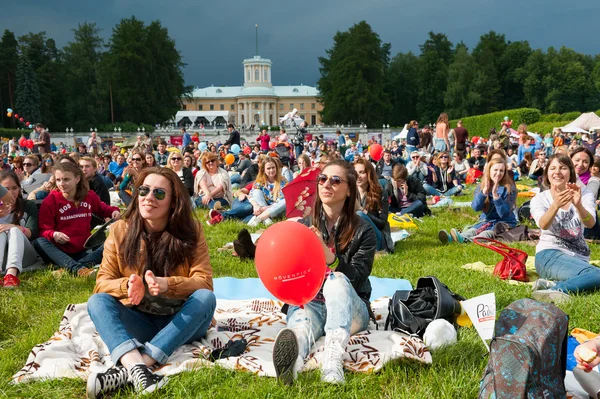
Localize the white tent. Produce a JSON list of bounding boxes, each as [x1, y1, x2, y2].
[[175, 111, 229, 124], [560, 126, 589, 134], [562, 112, 600, 131], [393, 124, 410, 140]]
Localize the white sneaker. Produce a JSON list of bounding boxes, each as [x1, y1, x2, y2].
[[532, 278, 556, 292], [247, 216, 260, 227], [263, 218, 274, 226], [321, 328, 349, 384], [532, 289, 570, 304]]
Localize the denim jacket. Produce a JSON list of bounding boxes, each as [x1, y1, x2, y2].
[[472, 184, 517, 228]]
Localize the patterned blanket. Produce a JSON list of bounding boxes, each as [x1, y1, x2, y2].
[[13, 297, 432, 384]]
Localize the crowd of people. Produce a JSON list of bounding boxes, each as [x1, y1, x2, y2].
[[2, 117, 600, 397]]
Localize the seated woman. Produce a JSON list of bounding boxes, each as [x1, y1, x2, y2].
[[354, 158, 393, 252], [166, 151, 194, 196], [33, 163, 120, 277], [294, 154, 311, 179], [572, 147, 600, 199], [119, 152, 146, 206], [184, 154, 199, 177], [530, 153, 598, 303], [451, 152, 470, 183], [26, 155, 79, 201], [439, 158, 516, 244], [247, 157, 287, 227], [528, 150, 547, 181], [518, 151, 534, 179], [389, 164, 428, 218], [86, 167, 216, 398], [144, 152, 157, 168], [193, 152, 232, 209], [0, 170, 39, 288], [273, 160, 376, 385], [423, 151, 463, 197]]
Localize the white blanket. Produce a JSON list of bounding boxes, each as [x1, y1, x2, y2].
[[13, 297, 431, 383]]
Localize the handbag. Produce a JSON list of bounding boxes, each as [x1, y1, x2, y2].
[[473, 237, 528, 282]]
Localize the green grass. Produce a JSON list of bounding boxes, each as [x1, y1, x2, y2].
[[2, 184, 600, 398]]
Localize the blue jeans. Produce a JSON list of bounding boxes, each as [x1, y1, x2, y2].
[[230, 173, 241, 185], [33, 237, 104, 274], [87, 290, 216, 365], [358, 212, 384, 251], [222, 198, 253, 221], [434, 138, 447, 152], [423, 183, 462, 197], [286, 273, 369, 359], [250, 189, 286, 219], [535, 249, 600, 294], [405, 146, 417, 157], [195, 196, 230, 209], [391, 199, 425, 218], [295, 145, 303, 159]]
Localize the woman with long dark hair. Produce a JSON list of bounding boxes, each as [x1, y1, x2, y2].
[[530, 154, 599, 303], [33, 163, 120, 277], [86, 167, 215, 398], [119, 151, 147, 206], [273, 160, 376, 386], [0, 170, 39, 288], [353, 158, 393, 252]]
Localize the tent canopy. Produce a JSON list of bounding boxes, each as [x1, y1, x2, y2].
[[561, 126, 588, 134], [563, 112, 600, 131], [393, 124, 409, 140], [175, 111, 229, 124]]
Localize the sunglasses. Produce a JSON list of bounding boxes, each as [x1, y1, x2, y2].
[[137, 185, 167, 200], [206, 159, 216, 164], [131, 157, 142, 161], [45, 159, 53, 163], [317, 174, 347, 187], [439, 156, 449, 159], [171, 157, 182, 161], [23, 163, 34, 167], [411, 156, 420, 159]]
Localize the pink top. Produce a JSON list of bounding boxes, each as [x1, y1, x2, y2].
[[436, 122, 448, 140]]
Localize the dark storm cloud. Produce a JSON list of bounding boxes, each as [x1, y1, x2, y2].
[[1, 0, 598, 88]]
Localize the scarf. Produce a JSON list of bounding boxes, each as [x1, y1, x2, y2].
[[580, 170, 591, 185]]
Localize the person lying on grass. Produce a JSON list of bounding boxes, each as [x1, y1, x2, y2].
[[354, 157, 393, 252], [438, 158, 516, 244], [273, 159, 376, 386], [0, 170, 39, 288], [33, 162, 120, 278], [86, 167, 216, 398], [530, 153, 598, 304]]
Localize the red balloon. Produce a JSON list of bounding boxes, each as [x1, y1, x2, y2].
[[269, 141, 277, 150], [61, 148, 67, 154], [26, 140, 34, 149], [25, 121, 29, 126], [369, 144, 384, 161], [19, 117, 24, 122], [18, 138, 25, 146], [14, 114, 18, 119], [255, 222, 327, 306]]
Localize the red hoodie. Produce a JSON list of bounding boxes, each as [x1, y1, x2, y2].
[[257, 134, 270, 151], [39, 189, 119, 254]]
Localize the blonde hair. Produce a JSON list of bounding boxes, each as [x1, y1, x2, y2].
[[254, 158, 283, 199]]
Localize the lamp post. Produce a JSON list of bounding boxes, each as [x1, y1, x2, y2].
[[137, 127, 141, 133], [118, 127, 122, 133], [114, 127, 117, 133], [70, 128, 74, 133], [142, 127, 145, 132]]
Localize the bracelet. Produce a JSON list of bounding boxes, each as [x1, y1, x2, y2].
[[327, 256, 339, 269], [582, 213, 592, 222]]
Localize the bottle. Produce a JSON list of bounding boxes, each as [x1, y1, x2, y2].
[[456, 301, 472, 328]]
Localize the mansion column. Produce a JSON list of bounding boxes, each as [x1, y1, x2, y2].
[[261, 102, 265, 126]]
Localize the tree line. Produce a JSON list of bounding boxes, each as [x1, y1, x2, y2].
[[0, 16, 189, 132], [318, 21, 600, 127]]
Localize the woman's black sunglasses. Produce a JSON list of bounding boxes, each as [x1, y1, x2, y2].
[[137, 186, 167, 200], [317, 174, 347, 187]]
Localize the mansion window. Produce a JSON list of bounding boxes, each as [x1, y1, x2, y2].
[[240, 103, 244, 110], [279, 104, 284, 110], [289, 103, 294, 110], [300, 103, 304, 110], [220, 104, 224, 110], [254, 103, 259, 109], [182, 104, 187, 110], [255, 68, 259, 81], [311, 103, 316, 110], [210, 104, 214, 110], [269, 103, 273, 109], [231, 104, 235, 110], [199, 104, 203, 110], [246, 69, 250, 81]]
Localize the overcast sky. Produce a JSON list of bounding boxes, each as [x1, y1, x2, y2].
[[2, 0, 599, 89]]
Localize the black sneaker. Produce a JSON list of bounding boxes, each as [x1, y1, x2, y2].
[[128, 364, 168, 395], [86, 365, 129, 399], [273, 329, 299, 386]]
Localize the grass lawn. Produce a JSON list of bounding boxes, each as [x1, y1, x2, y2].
[[1, 183, 600, 398]]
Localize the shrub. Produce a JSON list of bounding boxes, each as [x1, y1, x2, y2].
[[540, 113, 561, 122], [449, 108, 541, 138], [559, 111, 581, 121], [527, 121, 572, 135], [0, 128, 28, 139]]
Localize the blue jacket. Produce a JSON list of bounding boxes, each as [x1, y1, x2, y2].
[[406, 128, 420, 147], [471, 184, 517, 229]]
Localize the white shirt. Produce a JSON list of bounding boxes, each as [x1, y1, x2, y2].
[[530, 189, 596, 261]]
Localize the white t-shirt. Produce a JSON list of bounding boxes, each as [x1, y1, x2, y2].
[[530, 189, 596, 261]]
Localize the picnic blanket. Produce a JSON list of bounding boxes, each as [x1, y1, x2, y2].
[[13, 278, 430, 384], [462, 258, 600, 286]]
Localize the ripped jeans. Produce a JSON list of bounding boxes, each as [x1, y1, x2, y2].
[[285, 272, 370, 359]]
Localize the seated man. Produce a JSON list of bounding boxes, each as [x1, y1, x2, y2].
[[80, 156, 111, 206], [388, 164, 428, 217]]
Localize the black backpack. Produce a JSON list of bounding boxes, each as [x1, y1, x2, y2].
[[478, 298, 569, 398], [385, 276, 464, 337], [517, 200, 533, 223]]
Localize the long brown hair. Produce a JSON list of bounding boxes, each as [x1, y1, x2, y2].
[[255, 158, 283, 200], [481, 158, 514, 212], [312, 160, 359, 252], [543, 154, 577, 188], [0, 170, 25, 225], [53, 162, 89, 203], [121, 167, 200, 277], [353, 158, 382, 213], [436, 113, 449, 125]]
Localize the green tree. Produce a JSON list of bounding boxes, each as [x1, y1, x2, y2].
[[15, 55, 41, 124], [498, 41, 532, 109], [317, 21, 391, 127], [444, 44, 482, 119], [522, 49, 548, 111], [105, 16, 188, 124], [417, 32, 453, 123], [62, 22, 107, 129], [0, 30, 18, 128], [544, 47, 591, 113], [386, 52, 421, 126], [471, 31, 507, 114]]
